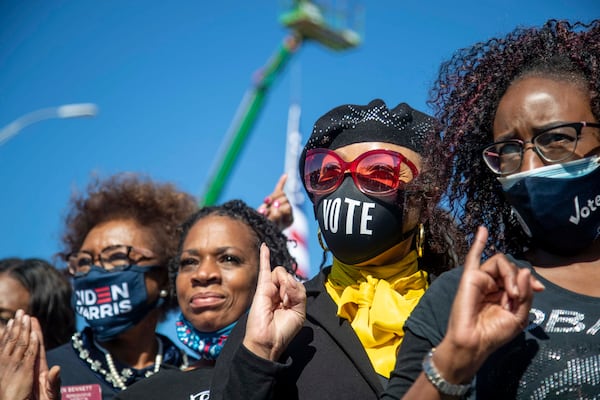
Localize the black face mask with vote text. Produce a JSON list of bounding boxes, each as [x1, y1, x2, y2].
[[315, 177, 411, 265]]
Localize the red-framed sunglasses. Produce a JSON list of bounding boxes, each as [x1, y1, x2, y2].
[[304, 148, 419, 196]]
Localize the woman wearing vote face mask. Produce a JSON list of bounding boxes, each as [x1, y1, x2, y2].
[[210, 99, 462, 400], [46, 174, 197, 399], [386, 19, 600, 399]]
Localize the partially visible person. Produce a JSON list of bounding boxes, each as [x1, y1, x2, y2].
[[115, 199, 297, 399], [210, 99, 463, 400], [46, 173, 198, 399], [257, 173, 294, 231], [0, 257, 75, 350], [385, 19, 600, 399]]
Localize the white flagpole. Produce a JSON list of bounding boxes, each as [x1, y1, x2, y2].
[[283, 101, 312, 279]]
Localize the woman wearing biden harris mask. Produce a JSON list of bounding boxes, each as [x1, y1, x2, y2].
[[385, 19, 600, 399], [210, 99, 462, 400], [46, 174, 198, 399]]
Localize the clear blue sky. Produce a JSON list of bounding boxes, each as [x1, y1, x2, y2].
[[1, 0, 596, 278]]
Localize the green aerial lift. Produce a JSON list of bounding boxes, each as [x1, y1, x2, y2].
[[199, 0, 363, 206]]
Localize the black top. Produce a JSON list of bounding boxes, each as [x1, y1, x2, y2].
[[385, 259, 600, 399], [115, 365, 212, 400], [210, 267, 386, 400], [47, 327, 190, 400]]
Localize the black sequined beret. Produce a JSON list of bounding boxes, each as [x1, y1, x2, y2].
[[299, 99, 436, 179]]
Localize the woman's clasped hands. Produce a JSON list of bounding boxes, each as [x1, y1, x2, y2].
[[0, 310, 60, 400]]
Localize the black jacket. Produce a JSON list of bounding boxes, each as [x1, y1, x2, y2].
[[115, 365, 212, 400], [210, 267, 386, 400]]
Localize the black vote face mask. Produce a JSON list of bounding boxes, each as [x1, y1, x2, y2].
[[315, 177, 409, 265]]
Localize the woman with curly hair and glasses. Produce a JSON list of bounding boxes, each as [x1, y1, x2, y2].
[[41, 173, 199, 399], [385, 19, 600, 399]]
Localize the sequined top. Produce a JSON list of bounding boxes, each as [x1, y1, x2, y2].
[[387, 257, 600, 399]]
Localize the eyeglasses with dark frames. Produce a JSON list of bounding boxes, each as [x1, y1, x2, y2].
[[482, 121, 600, 175], [67, 244, 157, 276]]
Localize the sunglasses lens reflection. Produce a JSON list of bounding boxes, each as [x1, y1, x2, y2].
[[304, 150, 406, 195]]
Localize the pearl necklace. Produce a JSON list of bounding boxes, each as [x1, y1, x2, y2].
[[72, 332, 164, 391]]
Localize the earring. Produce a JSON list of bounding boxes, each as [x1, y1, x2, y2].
[[159, 289, 168, 298], [415, 223, 425, 258], [317, 228, 331, 270], [317, 228, 329, 252]]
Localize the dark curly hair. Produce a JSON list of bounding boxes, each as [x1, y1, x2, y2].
[[0, 258, 75, 350], [170, 199, 298, 299], [425, 19, 600, 258], [417, 205, 464, 277], [407, 145, 466, 275], [60, 173, 198, 311]]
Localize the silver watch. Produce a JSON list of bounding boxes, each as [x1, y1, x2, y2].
[[422, 349, 471, 397]]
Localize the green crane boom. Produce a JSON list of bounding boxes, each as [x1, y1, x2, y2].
[[199, 1, 362, 206], [200, 34, 301, 206]]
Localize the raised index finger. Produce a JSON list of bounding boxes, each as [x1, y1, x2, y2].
[[464, 226, 488, 272], [272, 173, 288, 195], [257, 243, 273, 289]]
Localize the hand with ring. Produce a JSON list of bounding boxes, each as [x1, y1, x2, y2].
[[257, 174, 294, 230]]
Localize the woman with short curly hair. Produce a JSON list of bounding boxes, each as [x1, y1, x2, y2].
[[47, 173, 198, 399]]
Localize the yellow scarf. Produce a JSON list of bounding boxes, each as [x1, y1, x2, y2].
[[324, 251, 429, 378]]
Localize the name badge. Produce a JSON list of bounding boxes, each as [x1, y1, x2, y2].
[[61, 384, 102, 400]]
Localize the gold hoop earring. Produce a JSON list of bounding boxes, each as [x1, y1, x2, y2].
[[317, 228, 329, 252], [415, 223, 425, 258]]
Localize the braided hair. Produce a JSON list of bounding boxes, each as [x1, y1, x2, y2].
[[170, 199, 298, 300]]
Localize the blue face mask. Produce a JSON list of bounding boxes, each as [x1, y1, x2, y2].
[[498, 156, 600, 255], [175, 313, 235, 360], [73, 265, 163, 341]]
